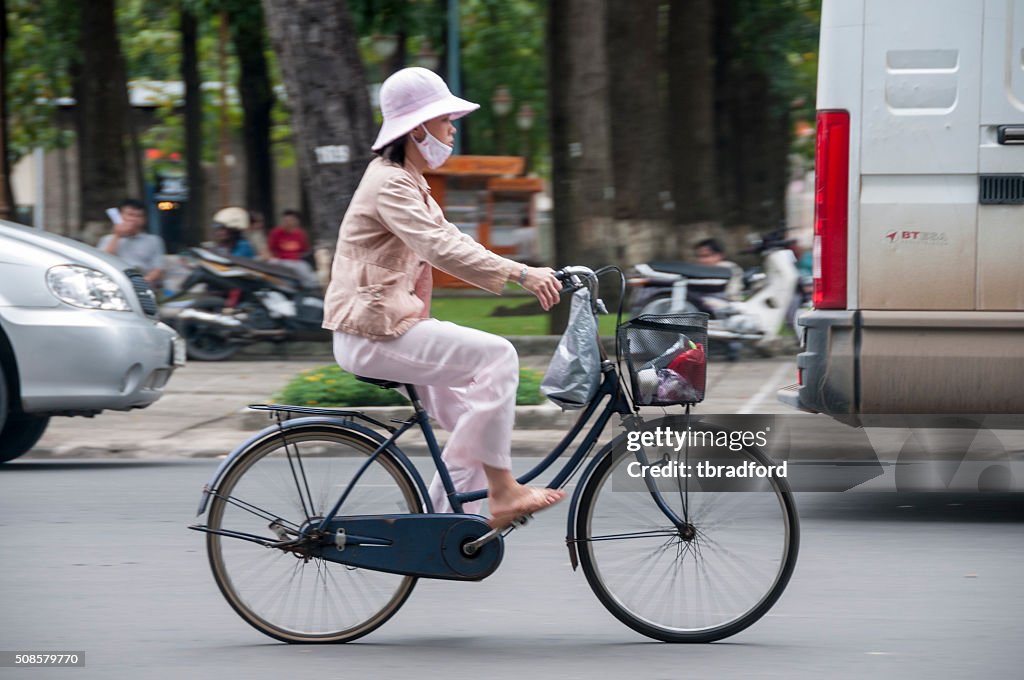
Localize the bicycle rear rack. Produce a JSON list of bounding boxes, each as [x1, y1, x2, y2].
[[248, 403, 404, 433]]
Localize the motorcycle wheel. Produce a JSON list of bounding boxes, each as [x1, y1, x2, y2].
[[178, 297, 242, 362]]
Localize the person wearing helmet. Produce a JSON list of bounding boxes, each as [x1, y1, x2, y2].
[[324, 67, 565, 528], [212, 206, 256, 258]]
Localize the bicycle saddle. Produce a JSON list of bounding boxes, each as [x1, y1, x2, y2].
[[356, 375, 402, 389]]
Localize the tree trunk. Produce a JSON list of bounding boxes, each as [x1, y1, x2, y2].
[[180, 3, 205, 246], [262, 0, 375, 244], [720, 67, 789, 234], [669, 0, 719, 251], [548, 0, 615, 331], [714, 0, 789, 245], [230, 2, 276, 226], [123, 58, 146, 203], [607, 0, 669, 264], [74, 0, 129, 241]]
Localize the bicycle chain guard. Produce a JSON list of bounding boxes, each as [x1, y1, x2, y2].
[[315, 514, 504, 581]]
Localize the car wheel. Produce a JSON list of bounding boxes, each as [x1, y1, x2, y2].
[[0, 413, 50, 463], [0, 361, 7, 437]]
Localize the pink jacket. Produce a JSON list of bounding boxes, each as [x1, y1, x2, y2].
[[323, 157, 524, 339]]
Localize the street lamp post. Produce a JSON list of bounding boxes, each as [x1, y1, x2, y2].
[[371, 33, 399, 61], [516, 102, 535, 173], [491, 85, 513, 155], [413, 40, 440, 71]]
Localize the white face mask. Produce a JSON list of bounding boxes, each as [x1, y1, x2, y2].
[[413, 125, 453, 169]]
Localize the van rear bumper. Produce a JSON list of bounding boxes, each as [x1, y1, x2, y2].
[[784, 310, 1024, 415]]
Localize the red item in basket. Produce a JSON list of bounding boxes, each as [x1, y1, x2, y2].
[[667, 342, 706, 393]]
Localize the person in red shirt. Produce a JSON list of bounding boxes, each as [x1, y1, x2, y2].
[[267, 210, 311, 260]]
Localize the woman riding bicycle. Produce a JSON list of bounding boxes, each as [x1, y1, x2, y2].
[[323, 67, 565, 527]]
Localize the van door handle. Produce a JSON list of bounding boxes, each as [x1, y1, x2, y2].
[[997, 126, 1024, 144]]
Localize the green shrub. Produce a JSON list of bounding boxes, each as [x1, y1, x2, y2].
[[276, 365, 546, 407]]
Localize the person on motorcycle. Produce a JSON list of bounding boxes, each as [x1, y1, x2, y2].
[[323, 67, 565, 528], [693, 238, 744, 301], [211, 207, 256, 258]]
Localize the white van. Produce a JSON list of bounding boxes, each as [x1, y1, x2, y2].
[[779, 0, 1024, 416]]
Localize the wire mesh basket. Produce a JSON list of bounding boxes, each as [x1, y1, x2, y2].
[[616, 312, 709, 407]]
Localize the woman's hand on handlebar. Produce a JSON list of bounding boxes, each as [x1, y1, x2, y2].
[[519, 266, 561, 311]]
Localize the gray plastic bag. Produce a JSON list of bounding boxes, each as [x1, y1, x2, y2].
[[541, 287, 601, 410]]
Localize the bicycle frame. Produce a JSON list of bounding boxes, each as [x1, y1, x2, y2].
[[311, 364, 634, 530]]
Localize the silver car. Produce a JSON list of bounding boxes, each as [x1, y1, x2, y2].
[[0, 220, 185, 462]]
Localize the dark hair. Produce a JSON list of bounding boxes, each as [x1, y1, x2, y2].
[[119, 198, 146, 212], [282, 209, 302, 219], [375, 134, 408, 165], [695, 238, 724, 255]]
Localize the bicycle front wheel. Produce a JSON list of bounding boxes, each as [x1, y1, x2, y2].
[[206, 423, 423, 643], [576, 443, 799, 642]]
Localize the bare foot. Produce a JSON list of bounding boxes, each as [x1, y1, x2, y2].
[[488, 484, 566, 529]]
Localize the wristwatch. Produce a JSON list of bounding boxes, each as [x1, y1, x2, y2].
[[518, 266, 529, 286]]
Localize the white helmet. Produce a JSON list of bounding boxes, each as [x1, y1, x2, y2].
[[212, 206, 250, 231]]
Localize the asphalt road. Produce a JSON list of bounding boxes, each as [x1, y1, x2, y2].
[[2, 458, 1022, 680]]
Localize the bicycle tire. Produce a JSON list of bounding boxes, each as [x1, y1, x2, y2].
[[575, 440, 799, 642], [206, 423, 423, 643]]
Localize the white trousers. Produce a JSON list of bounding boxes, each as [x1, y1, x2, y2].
[[332, 319, 519, 514]]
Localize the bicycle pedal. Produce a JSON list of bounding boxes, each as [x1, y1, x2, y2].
[[510, 514, 532, 528]]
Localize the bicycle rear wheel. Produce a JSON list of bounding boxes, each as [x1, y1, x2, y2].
[[206, 423, 423, 643], [576, 441, 799, 642]]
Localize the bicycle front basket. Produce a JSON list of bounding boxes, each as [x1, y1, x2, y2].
[[617, 312, 709, 407]]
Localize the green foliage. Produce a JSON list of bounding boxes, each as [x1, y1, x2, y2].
[[430, 295, 618, 337], [276, 364, 545, 407], [730, 0, 821, 121], [6, 0, 77, 161], [459, 0, 547, 168], [117, 0, 180, 79], [516, 366, 544, 405]]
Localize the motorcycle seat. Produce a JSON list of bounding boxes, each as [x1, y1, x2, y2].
[[227, 256, 307, 283], [648, 262, 734, 280], [355, 375, 403, 390], [193, 248, 310, 288]]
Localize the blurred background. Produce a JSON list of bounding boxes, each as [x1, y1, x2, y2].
[[0, 0, 819, 290]]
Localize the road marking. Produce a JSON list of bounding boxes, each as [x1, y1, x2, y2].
[[737, 362, 792, 414]]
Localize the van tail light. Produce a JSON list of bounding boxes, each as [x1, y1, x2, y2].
[[812, 110, 849, 309]]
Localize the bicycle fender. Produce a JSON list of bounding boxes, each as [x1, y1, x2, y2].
[[195, 416, 432, 516], [564, 433, 629, 572]]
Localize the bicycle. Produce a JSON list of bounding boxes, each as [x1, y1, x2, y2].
[[190, 265, 799, 644]]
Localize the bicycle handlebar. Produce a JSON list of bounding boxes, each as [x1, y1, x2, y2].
[[554, 265, 597, 296]]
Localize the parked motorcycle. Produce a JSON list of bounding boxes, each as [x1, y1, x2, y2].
[[159, 247, 327, 361], [627, 230, 800, 358]]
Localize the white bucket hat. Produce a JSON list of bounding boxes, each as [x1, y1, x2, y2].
[[372, 67, 479, 152]]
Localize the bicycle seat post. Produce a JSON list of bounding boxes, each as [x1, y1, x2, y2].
[[405, 384, 425, 414]]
